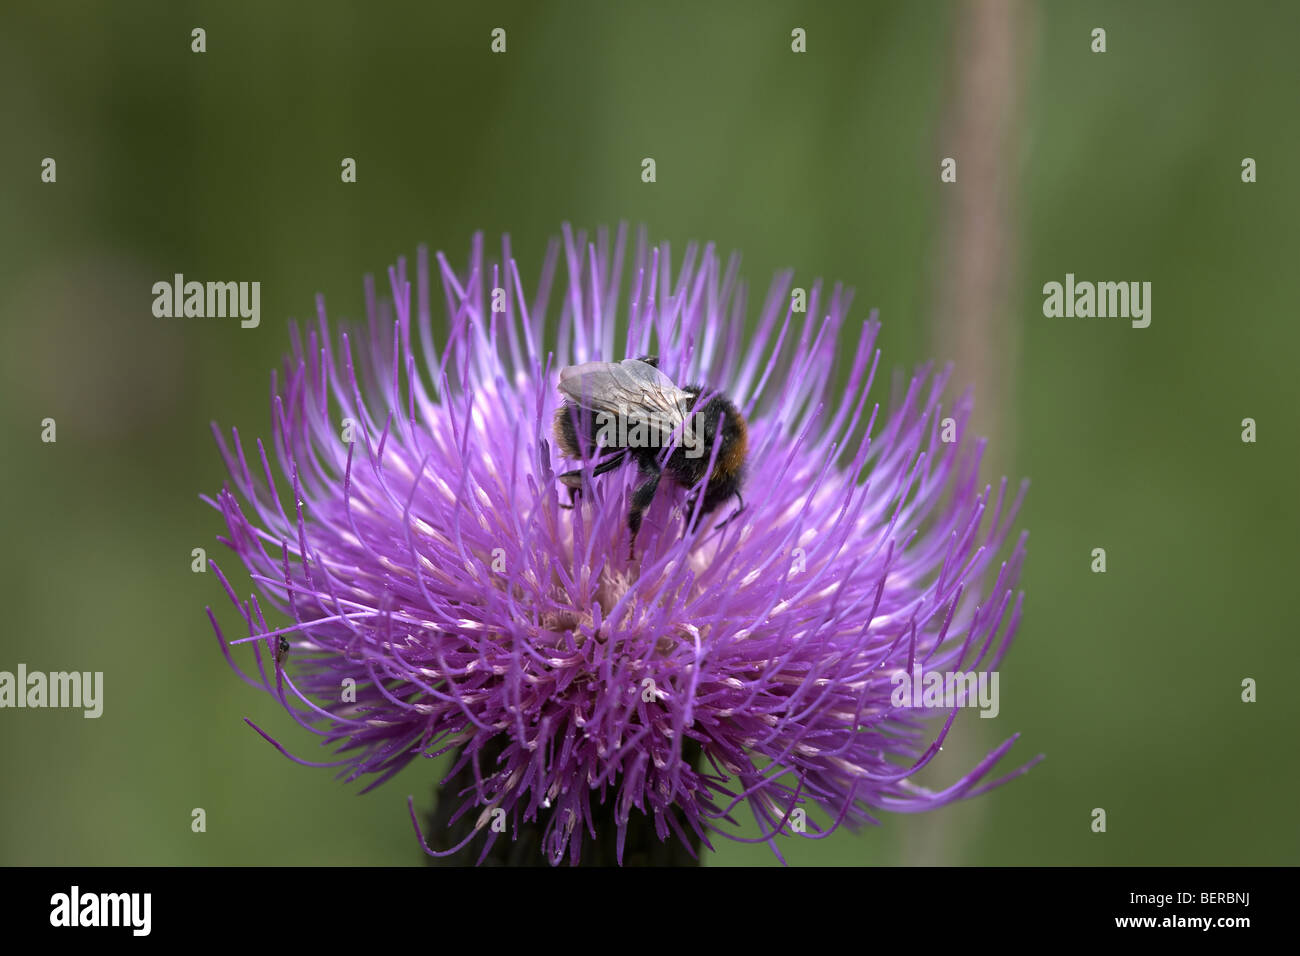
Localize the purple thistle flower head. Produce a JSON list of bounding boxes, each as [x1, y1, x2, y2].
[[204, 224, 1037, 866]]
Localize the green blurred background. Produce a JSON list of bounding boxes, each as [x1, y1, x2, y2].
[[2, 0, 1296, 865]]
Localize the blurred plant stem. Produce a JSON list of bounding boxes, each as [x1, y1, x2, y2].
[[930, 0, 1031, 458], [910, 0, 1033, 866]]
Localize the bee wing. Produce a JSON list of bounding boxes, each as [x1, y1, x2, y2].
[[558, 359, 691, 431]]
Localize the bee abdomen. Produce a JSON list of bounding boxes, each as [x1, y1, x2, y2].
[[553, 403, 584, 459]]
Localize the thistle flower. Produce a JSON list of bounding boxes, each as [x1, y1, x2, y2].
[[204, 224, 1036, 866]]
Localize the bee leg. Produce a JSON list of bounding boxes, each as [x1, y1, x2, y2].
[[714, 491, 746, 531], [558, 451, 628, 507], [627, 460, 662, 559], [556, 470, 582, 509]]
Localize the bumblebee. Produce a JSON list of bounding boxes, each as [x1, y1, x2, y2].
[[553, 356, 747, 552]]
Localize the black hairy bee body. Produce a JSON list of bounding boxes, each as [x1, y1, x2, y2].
[[553, 356, 747, 553]]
